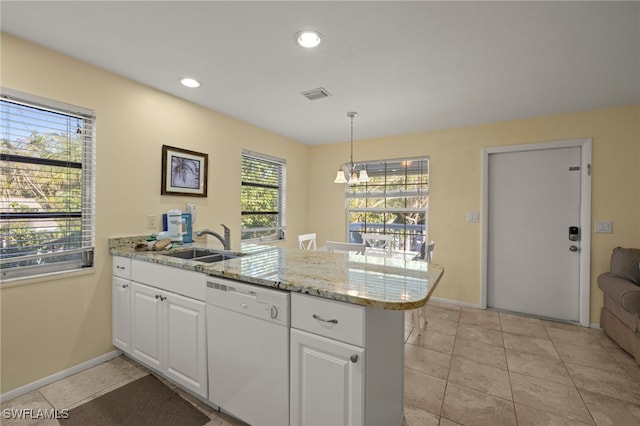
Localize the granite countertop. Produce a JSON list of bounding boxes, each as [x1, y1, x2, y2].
[[109, 236, 444, 310]]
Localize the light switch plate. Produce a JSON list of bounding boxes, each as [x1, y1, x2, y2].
[[595, 221, 612, 234], [466, 212, 479, 223]]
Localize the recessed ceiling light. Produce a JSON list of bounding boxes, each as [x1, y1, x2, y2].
[[295, 30, 322, 48], [180, 78, 200, 88]]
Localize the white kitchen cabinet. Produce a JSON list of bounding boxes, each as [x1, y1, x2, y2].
[[112, 256, 132, 352], [112, 276, 131, 351], [291, 328, 364, 426], [290, 293, 405, 426], [129, 281, 208, 398], [130, 282, 163, 370]]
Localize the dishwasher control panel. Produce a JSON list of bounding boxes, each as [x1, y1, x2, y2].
[[206, 277, 290, 326]]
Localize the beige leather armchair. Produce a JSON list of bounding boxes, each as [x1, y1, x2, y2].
[[598, 247, 640, 364]]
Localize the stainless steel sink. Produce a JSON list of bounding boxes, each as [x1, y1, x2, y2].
[[162, 249, 241, 263], [193, 253, 239, 263]]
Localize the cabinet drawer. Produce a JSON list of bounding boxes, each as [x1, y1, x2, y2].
[[112, 256, 132, 279], [291, 293, 365, 346]]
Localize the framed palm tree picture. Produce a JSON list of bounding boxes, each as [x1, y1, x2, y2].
[[161, 145, 208, 197]]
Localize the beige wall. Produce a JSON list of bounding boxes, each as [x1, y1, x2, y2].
[[309, 105, 640, 315], [1, 32, 639, 394], [0, 34, 310, 393]]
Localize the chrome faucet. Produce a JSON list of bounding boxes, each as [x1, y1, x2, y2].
[[196, 224, 231, 250]]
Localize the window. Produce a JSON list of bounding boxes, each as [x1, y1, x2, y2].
[[0, 89, 95, 281], [241, 150, 286, 242], [345, 157, 429, 255]]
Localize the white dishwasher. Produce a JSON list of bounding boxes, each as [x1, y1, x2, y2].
[[206, 276, 290, 426]]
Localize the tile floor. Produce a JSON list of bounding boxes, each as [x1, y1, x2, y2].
[[2, 301, 639, 426], [402, 301, 640, 426]]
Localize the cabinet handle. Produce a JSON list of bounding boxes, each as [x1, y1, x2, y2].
[[122, 284, 129, 288], [312, 314, 338, 324], [161, 296, 167, 301], [155, 294, 161, 300], [116, 265, 125, 270], [350, 354, 359, 363]]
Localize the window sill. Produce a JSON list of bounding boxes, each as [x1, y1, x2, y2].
[[0, 267, 96, 289]]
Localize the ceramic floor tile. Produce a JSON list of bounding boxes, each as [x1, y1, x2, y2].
[[448, 356, 512, 400], [39, 360, 140, 410], [499, 318, 548, 339], [565, 362, 640, 405], [505, 349, 574, 386], [554, 342, 629, 375], [541, 320, 599, 334], [439, 418, 464, 426], [510, 372, 594, 424], [406, 328, 456, 355], [402, 403, 440, 426], [403, 368, 447, 416], [425, 300, 461, 312], [579, 388, 640, 426], [503, 331, 559, 359], [423, 317, 459, 336], [459, 308, 501, 331], [426, 305, 462, 322], [441, 382, 516, 426], [452, 337, 507, 370], [404, 343, 452, 380], [456, 323, 504, 347], [620, 361, 640, 382], [546, 327, 604, 349], [499, 311, 544, 326], [405, 325, 414, 342], [0, 390, 61, 426], [514, 403, 594, 426]]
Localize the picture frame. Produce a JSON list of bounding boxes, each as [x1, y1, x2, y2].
[[161, 145, 208, 197]]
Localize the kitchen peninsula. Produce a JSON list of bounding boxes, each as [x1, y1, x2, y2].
[[109, 236, 444, 426]]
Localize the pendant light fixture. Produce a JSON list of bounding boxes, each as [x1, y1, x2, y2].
[[334, 112, 370, 185]]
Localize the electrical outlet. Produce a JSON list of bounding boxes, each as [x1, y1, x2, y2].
[[466, 212, 479, 223], [146, 215, 158, 229]]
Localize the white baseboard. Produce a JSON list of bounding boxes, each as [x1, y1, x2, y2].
[[429, 296, 483, 309], [0, 350, 122, 403]]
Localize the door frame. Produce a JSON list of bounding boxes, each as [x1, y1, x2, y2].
[[481, 138, 592, 326]]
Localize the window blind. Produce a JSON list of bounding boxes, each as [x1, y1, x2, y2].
[[241, 150, 286, 242], [345, 157, 428, 253], [0, 89, 96, 281]]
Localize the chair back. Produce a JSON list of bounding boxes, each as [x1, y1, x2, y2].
[[298, 233, 317, 250], [415, 241, 435, 261], [326, 241, 366, 254], [424, 241, 435, 262], [362, 233, 393, 256]]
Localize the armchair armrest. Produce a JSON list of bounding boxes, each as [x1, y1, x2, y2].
[[598, 272, 640, 314]]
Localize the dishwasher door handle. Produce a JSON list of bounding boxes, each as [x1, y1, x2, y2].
[[312, 314, 338, 324]]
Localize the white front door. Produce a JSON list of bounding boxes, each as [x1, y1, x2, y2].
[[485, 141, 590, 323]]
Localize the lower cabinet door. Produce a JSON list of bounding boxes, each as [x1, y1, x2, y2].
[[112, 276, 131, 351], [164, 292, 207, 398], [130, 283, 163, 370], [290, 329, 364, 426]]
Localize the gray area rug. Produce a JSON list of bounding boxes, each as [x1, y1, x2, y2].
[[59, 374, 210, 426]]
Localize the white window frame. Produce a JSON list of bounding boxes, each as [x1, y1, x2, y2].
[[344, 156, 429, 255], [241, 150, 286, 243], [0, 88, 96, 282]]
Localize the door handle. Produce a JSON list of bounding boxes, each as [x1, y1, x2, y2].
[[569, 245, 579, 252]]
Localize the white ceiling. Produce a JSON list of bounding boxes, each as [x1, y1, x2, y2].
[[2, 1, 639, 145]]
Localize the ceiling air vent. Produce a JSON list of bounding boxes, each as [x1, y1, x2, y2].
[[301, 87, 331, 101]]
